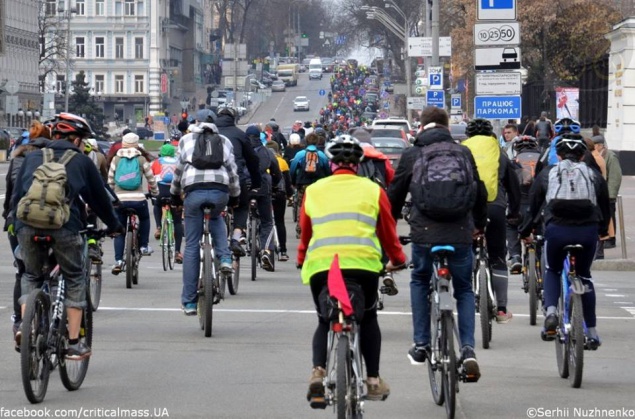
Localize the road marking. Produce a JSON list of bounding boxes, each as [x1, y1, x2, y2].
[[614, 302, 634, 304], [0, 194, 4, 200], [606, 294, 626, 297], [603, 289, 618, 291], [620, 307, 635, 316]]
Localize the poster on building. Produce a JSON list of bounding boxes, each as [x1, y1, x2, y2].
[[555, 87, 579, 120]]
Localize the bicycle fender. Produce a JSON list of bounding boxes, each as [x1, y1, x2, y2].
[[438, 291, 454, 311], [569, 276, 586, 295]]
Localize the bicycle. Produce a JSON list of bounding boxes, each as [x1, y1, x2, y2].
[[158, 197, 176, 271], [246, 198, 261, 281], [522, 234, 544, 326], [121, 207, 141, 289], [197, 204, 227, 338], [85, 231, 104, 312], [472, 234, 495, 349], [20, 228, 105, 404], [223, 206, 239, 295]]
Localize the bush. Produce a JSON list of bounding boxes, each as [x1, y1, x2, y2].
[[0, 137, 10, 150]]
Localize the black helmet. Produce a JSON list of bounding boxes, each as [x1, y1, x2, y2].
[[466, 118, 494, 137], [555, 133, 586, 156], [217, 106, 237, 120], [513, 135, 539, 151], [554, 118, 581, 135], [325, 134, 364, 165], [196, 108, 216, 123]]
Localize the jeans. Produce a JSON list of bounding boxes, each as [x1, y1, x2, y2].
[[410, 243, 475, 349], [114, 200, 150, 261], [254, 194, 275, 252], [17, 226, 87, 309], [182, 189, 229, 305]]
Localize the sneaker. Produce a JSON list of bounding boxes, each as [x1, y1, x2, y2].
[[509, 255, 522, 275], [461, 346, 481, 382], [586, 336, 602, 351], [366, 377, 390, 401], [382, 275, 399, 296], [407, 344, 429, 365], [13, 322, 21, 353], [279, 252, 289, 262], [230, 239, 246, 257], [154, 228, 161, 240], [496, 310, 513, 324], [111, 260, 123, 275], [220, 258, 233, 274], [261, 250, 274, 272], [66, 341, 92, 360], [175, 252, 183, 264], [182, 302, 197, 316], [239, 232, 247, 245], [140, 246, 154, 256], [88, 244, 103, 265], [306, 367, 327, 409], [604, 239, 616, 249], [544, 313, 558, 333]]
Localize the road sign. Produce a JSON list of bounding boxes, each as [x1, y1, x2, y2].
[[4, 95, 19, 114], [428, 67, 443, 90], [451, 94, 462, 109], [5, 80, 19, 94], [426, 90, 445, 108], [407, 97, 426, 110], [475, 72, 522, 95], [408, 37, 452, 57], [474, 22, 520, 46], [477, 0, 516, 21], [475, 47, 521, 71], [319, 89, 326, 96], [415, 86, 425, 95], [224, 43, 247, 60], [415, 78, 427, 86], [474, 95, 521, 119]]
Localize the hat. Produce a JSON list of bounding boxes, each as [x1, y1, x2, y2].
[[266, 141, 280, 153], [351, 128, 372, 144], [591, 134, 605, 145], [289, 133, 301, 145], [246, 125, 261, 137], [196, 109, 216, 123], [160, 143, 176, 157], [86, 138, 98, 149], [122, 132, 140, 147], [122, 128, 132, 136]]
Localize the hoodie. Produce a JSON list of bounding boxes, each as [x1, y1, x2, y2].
[[214, 113, 262, 188]]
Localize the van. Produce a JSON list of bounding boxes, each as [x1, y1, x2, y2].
[[277, 64, 299, 86], [309, 58, 323, 80]]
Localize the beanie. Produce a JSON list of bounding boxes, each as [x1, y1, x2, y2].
[[160, 143, 176, 157], [122, 132, 140, 148], [246, 125, 261, 137]]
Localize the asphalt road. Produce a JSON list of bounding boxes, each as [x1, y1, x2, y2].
[[0, 74, 634, 418]]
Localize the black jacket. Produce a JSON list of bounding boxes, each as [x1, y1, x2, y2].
[[12, 140, 121, 233], [490, 152, 521, 216], [283, 145, 303, 164], [247, 136, 282, 197], [215, 114, 262, 189], [388, 127, 488, 245]]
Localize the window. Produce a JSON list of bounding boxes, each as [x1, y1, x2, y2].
[[45, 0, 57, 15], [115, 0, 122, 15], [76, 0, 85, 15], [95, 75, 105, 94], [134, 37, 143, 59], [125, 0, 135, 15], [115, 75, 124, 93], [95, 37, 105, 58], [115, 37, 124, 59], [95, 0, 104, 16], [134, 75, 144, 93], [56, 75, 66, 93], [137, 0, 145, 15], [76, 37, 85, 58]]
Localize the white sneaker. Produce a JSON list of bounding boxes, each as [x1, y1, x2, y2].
[[141, 246, 153, 256], [111, 260, 123, 275]]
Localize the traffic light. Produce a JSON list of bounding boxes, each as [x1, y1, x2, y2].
[[301, 33, 308, 38]]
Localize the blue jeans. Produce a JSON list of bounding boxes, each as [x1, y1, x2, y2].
[[114, 200, 150, 261], [182, 189, 230, 305], [410, 243, 475, 349]]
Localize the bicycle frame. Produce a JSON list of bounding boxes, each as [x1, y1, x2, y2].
[[559, 251, 588, 340]]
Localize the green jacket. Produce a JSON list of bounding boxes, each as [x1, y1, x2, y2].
[[603, 149, 622, 199]]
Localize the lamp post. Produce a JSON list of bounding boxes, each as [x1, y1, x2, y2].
[[383, 1, 412, 103], [60, 1, 77, 113]]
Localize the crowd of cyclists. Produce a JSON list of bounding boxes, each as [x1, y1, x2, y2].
[[2, 70, 622, 408]]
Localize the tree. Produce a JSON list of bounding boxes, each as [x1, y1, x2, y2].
[[68, 71, 105, 137], [38, 4, 69, 93]]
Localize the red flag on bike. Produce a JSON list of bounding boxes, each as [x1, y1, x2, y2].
[[328, 254, 353, 317]]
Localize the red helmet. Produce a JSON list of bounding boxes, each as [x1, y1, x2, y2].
[[50, 112, 94, 138]]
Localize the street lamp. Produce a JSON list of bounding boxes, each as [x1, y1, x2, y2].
[[59, 2, 77, 113]]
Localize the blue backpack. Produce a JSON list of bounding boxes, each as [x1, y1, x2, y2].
[[114, 156, 142, 190]]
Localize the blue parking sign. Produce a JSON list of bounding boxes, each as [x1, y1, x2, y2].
[[426, 90, 445, 108], [451, 97, 461, 108]]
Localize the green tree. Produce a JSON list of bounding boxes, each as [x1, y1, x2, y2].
[[68, 71, 105, 137]]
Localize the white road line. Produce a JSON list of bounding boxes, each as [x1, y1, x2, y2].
[[620, 307, 635, 316], [603, 289, 618, 291], [614, 302, 634, 304], [606, 294, 626, 297], [0, 194, 4, 200]]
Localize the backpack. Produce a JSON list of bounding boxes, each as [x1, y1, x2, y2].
[[357, 159, 387, 189], [546, 159, 597, 219], [158, 157, 176, 184], [304, 149, 319, 174], [410, 142, 477, 221], [514, 150, 541, 187], [190, 130, 224, 170], [114, 155, 142, 190], [16, 149, 76, 229]]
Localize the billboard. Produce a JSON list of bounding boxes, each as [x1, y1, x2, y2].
[[555, 87, 579, 120]]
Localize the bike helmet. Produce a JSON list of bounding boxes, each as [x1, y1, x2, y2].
[[325, 134, 364, 165], [513, 135, 539, 151], [196, 108, 216, 123], [553, 117, 581, 134], [267, 120, 279, 132], [466, 118, 494, 137], [217, 106, 237, 121], [314, 127, 327, 138], [555, 133, 586, 156], [50, 112, 94, 138]]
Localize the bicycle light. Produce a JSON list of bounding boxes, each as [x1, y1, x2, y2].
[[331, 322, 343, 333], [437, 267, 450, 278]]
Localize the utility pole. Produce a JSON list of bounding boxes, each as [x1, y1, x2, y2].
[[63, 0, 76, 112], [431, 0, 440, 67]]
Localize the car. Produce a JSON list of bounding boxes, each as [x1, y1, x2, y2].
[[271, 80, 286, 92], [249, 79, 266, 90], [135, 127, 154, 139], [369, 126, 409, 143], [449, 124, 468, 142], [371, 137, 409, 168], [372, 117, 414, 137], [293, 96, 310, 112], [263, 70, 277, 81]]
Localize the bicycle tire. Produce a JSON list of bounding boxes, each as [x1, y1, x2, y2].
[[88, 261, 102, 312], [21, 290, 51, 404], [125, 231, 134, 289], [428, 302, 444, 406], [161, 218, 169, 271], [568, 293, 585, 388], [60, 301, 93, 391], [527, 251, 538, 326], [228, 256, 240, 295], [478, 262, 491, 349], [555, 291, 570, 379], [250, 217, 258, 281], [292, 195, 299, 223], [132, 231, 140, 285], [167, 219, 175, 270], [442, 314, 456, 419], [202, 243, 214, 337], [336, 335, 352, 419]]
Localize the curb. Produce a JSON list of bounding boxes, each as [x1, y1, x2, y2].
[[592, 259, 635, 271]]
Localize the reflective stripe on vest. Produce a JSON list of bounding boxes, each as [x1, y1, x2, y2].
[[311, 212, 377, 229]]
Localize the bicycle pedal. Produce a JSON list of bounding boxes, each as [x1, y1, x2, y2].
[[308, 396, 327, 409], [463, 373, 480, 383], [540, 330, 556, 341]]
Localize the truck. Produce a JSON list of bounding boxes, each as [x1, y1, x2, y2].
[[277, 64, 299, 86], [308, 58, 323, 80]]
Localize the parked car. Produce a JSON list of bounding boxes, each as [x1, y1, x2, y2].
[[250, 79, 266, 91], [369, 126, 409, 144], [96, 140, 112, 155], [271, 80, 286, 92], [449, 124, 468, 142], [135, 127, 154, 139], [371, 137, 409, 168], [293, 96, 310, 112]]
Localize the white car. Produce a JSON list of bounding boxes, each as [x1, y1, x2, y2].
[[271, 80, 286, 92], [293, 96, 310, 112]]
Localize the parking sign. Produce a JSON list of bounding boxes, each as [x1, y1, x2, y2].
[[426, 90, 445, 108], [428, 67, 443, 91]]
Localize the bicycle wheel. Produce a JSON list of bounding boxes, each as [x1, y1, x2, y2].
[[161, 217, 169, 271], [21, 290, 51, 404], [60, 302, 93, 391], [527, 251, 538, 326], [336, 335, 353, 419], [427, 303, 444, 406], [441, 314, 457, 419], [555, 292, 570, 379], [167, 218, 175, 271], [568, 293, 585, 388], [477, 262, 491, 349], [228, 256, 240, 295], [132, 232, 140, 285], [125, 231, 134, 289], [88, 261, 102, 312], [250, 217, 258, 281], [202, 243, 214, 337]]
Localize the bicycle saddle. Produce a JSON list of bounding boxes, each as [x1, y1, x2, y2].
[[200, 203, 216, 210], [563, 244, 584, 252], [123, 207, 138, 215], [431, 245, 455, 255]]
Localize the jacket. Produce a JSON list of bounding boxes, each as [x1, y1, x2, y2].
[[108, 148, 159, 201], [249, 136, 282, 197], [601, 149, 622, 199], [388, 126, 488, 245], [12, 140, 120, 233], [283, 145, 303, 164], [215, 113, 262, 188], [289, 145, 331, 186]]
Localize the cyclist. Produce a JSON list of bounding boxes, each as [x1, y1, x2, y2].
[[463, 119, 520, 322], [519, 134, 610, 348], [108, 132, 159, 273], [266, 141, 293, 261], [537, 118, 600, 176], [151, 143, 184, 263], [245, 125, 282, 271], [388, 107, 487, 379], [283, 133, 303, 164], [290, 133, 330, 194], [170, 109, 240, 316], [12, 112, 123, 358], [298, 135, 407, 405], [266, 120, 288, 151], [215, 106, 262, 257]]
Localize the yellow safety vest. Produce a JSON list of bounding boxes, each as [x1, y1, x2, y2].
[[462, 135, 500, 202], [301, 174, 383, 284]]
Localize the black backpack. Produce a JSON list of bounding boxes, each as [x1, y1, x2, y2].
[[190, 129, 224, 170], [357, 159, 387, 189]]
